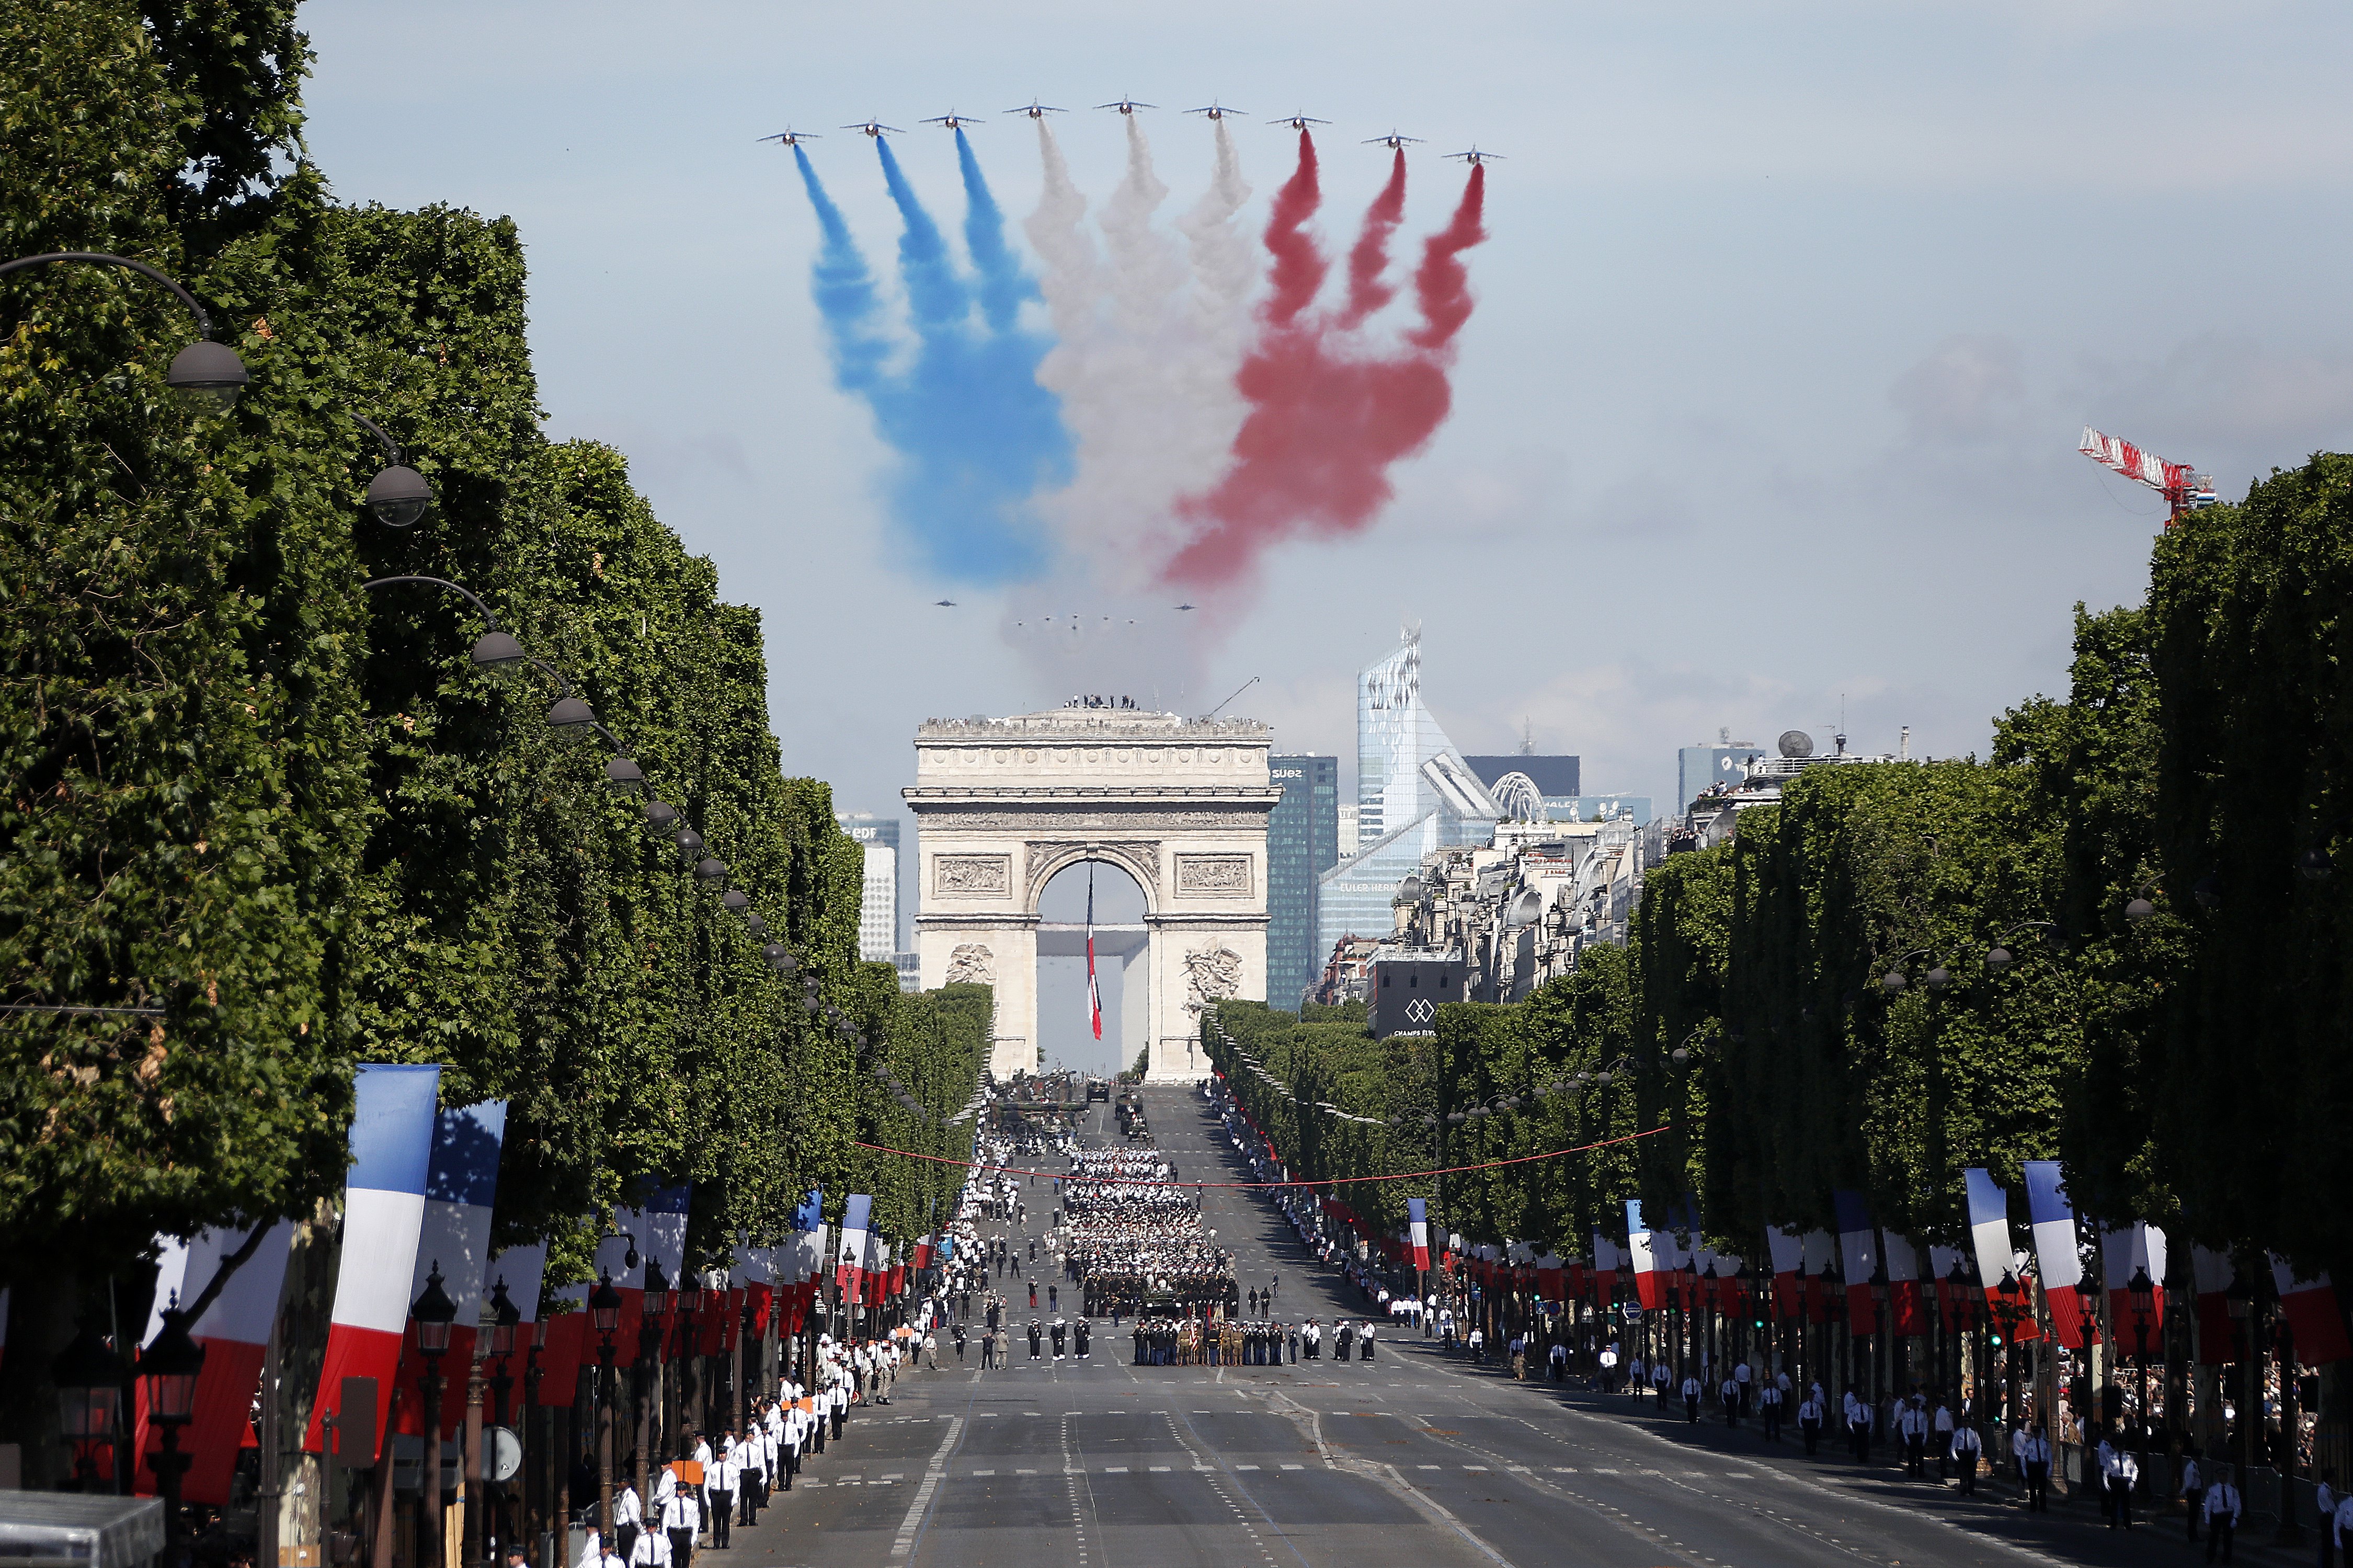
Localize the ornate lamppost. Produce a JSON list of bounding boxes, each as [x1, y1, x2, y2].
[[589, 1274, 623, 1550], [137, 1306, 207, 1559], [413, 1263, 459, 1568], [51, 1322, 127, 1492], [637, 1258, 670, 1505]]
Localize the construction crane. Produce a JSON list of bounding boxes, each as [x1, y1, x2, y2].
[[2077, 426, 2217, 524]]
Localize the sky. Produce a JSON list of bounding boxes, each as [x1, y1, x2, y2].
[[299, 2, 2353, 1070]]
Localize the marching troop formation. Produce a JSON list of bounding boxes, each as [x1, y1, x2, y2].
[[1061, 1146, 1236, 1314]]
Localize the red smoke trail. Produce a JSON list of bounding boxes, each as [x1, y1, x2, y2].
[[1261, 128, 1327, 327], [1338, 148, 1408, 329], [1162, 156, 1488, 589]]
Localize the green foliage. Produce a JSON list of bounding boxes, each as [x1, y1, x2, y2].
[[0, 1, 982, 1294]]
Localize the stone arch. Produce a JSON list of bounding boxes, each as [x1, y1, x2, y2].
[[1024, 840, 1161, 917]]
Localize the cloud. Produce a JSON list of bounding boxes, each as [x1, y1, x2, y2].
[[1889, 333, 2027, 443]]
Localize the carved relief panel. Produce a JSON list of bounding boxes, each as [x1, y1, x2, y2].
[[932, 854, 1011, 896], [1175, 853, 1252, 896]]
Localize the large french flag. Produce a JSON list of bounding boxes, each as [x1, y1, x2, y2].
[[2098, 1223, 2166, 1347], [1408, 1198, 1431, 1272], [1766, 1227, 1803, 1317], [1592, 1232, 1624, 1300], [1800, 1229, 1835, 1323], [1833, 1190, 1879, 1333], [137, 1221, 296, 1502], [837, 1195, 873, 1299], [393, 1100, 507, 1439], [2192, 1246, 2236, 1364], [1625, 1200, 1663, 1310], [1882, 1232, 1926, 1336], [2270, 1256, 2353, 1365], [1964, 1166, 2038, 1342], [1086, 865, 1103, 1040], [1928, 1245, 1967, 1331], [2023, 1160, 2095, 1348], [306, 1063, 440, 1455]]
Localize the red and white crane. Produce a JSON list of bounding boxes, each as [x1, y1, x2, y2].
[[2077, 426, 2217, 523]]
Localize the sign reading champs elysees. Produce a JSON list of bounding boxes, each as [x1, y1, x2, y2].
[[1372, 959, 1461, 1038]]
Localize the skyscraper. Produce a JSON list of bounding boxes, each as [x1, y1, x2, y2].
[[836, 812, 901, 963], [1677, 739, 1764, 813], [1266, 754, 1340, 1011], [1320, 626, 1498, 964]]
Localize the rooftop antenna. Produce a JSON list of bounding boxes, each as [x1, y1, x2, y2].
[[1518, 717, 1535, 756], [1204, 676, 1259, 719]]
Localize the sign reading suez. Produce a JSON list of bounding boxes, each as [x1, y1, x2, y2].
[[1272, 769, 1304, 780]]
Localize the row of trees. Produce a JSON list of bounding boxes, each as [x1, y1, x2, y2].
[[0, 0, 983, 1474], [1205, 450, 2353, 1292]]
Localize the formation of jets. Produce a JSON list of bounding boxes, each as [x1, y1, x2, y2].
[[761, 107, 1494, 162]]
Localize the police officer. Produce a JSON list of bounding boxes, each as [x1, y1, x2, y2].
[[1028, 1318, 1044, 1359], [1682, 1370, 1703, 1423], [1951, 1417, 1983, 1495], [2203, 1466, 2242, 1563], [1797, 1388, 1825, 1456], [2018, 1422, 2052, 1512], [1758, 1377, 1785, 1441]]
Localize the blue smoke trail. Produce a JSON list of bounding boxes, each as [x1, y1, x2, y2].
[[793, 144, 889, 394], [954, 128, 1032, 333], [814, 134, 1064, 583]]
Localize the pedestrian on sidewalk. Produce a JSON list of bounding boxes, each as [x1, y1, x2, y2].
[[1721, 1372, 1741, 1428], [1798, 1389, 1825, 1455], [707, 1437, 738, 1551], [2180, 1448, 2205, 1542], [1759, 1378, 1784, 1440], [1932, 1399, 1955, 1481], [1682, 1371, 1703, 1423], [1899, 1397, 1928, 1477]]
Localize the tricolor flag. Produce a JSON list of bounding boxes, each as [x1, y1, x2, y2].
[[2098, 1222, 2167, 1348], [2193, 1246, 2236, 1364], [1928, 1244, 1967, 1331], [1883, 1231, 1926, 1336], [306, 1062, 440, 1456], [1625, 1200, 1664, 1310], [1800, 1229, 1835, 1324], [1592, 1232, 1624, 1300], [393, 1100, 508, 1440], [2269, 1256, 2353, 1365], [1536, 1251, 1565, 1303], [1766, 1227, 1804, 1317], [2023, 1160, 2095, 1347], [1086, 863, 1103, 1041], [1408, 1198, 1431, 1272], [1833, 1190, 1880, 1333], [837, 1195, 873, 1298], [137, 1220, 296, 1501]]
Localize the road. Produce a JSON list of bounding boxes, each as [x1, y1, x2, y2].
[[713, 1086, 2253, 1568]]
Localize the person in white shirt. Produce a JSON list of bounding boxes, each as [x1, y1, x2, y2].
[[2317, 1470, 2340, 1568], [574, 1529, 614, 1568], [625, 1526, 671, 1568], [1899, 1398, 1929, 1477], [2017, 1423, 2052, 1513], [2095, 1435, 2122, 1526], [1720, 1374, 1741, 1428], [707, 1437, 740, 1551], [1758, 1377, 1785, 1441], [1596, 1344, 1618, 1392], [1950, 1418, 1983, 1495], [2329, 1485, 2353, 1567], [1651, 1358, 1672, 1404], [2204, 1468, 2242, 1563], [2180, 1449, 2206, 1543], [1798, 1389, 1826, 1454], [660, 1473, 700, 1568], [1682, 1372, 1703, 1423], [1932, 1401, 1956, 1481], [613, 1482, 644, 1561]]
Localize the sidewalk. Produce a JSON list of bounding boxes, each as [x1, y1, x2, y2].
[[1471, 1358, 2317, 1568]]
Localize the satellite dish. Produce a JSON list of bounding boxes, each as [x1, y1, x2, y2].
[[1777, 730, 1815, 759]]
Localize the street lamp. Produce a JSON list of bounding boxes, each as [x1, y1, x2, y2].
[[50, 1322, 127, 1489], [2127, 1264, 2155, 1453], [0, 251, 249, 410], [589, 1272, 623, 1544], [413, 1262, 458, 1568], [138, 1305, 208, 1553], [349, 413, 432, 528], [638, 1258, 669, 1503]]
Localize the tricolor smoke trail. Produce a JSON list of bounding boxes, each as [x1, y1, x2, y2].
[[792, 138, 1068, 583], [781, 117, 1489, 657], [1161, 135, 1488, 589]]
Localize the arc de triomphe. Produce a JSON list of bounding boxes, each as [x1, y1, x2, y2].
[[904, 708, 1277, 1082]]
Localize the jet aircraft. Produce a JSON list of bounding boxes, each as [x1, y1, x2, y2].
[[922, 111, 983, 131], [1268, 113, 1330, 131], [841, 120, 904, 138], [1096, 97, 1156, 115], [1186, 102, 1246, 121], [1005, 101, 1066, 118], [1364, 130, 1422, 150], [1174, 603, 1197, 612], [757, 129, 820, 146], [1447, 146, 1504, 165], [933, 599, 957, 606]]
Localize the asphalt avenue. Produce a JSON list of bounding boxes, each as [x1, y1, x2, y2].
[[715, 1088, 2280, 1568]]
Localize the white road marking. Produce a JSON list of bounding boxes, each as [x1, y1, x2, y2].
[[888, 1415, 963, 1558]]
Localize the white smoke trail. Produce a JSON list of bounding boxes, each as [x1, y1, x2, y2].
[[1004, 118, 1254, 701]]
